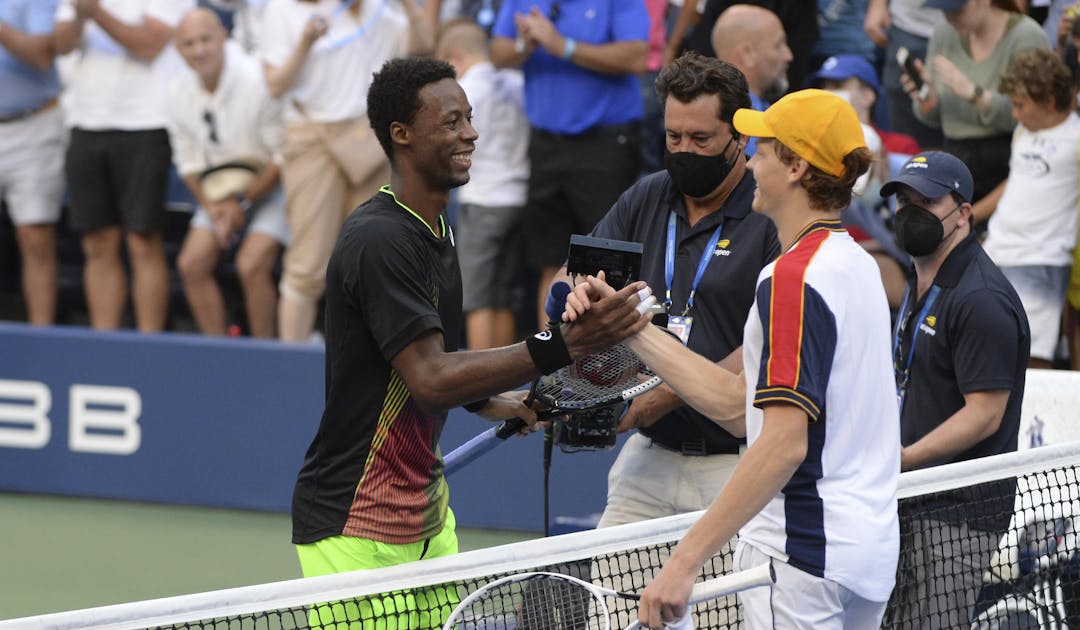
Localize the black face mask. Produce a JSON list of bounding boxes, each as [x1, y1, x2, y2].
[[664, 135, 740, 198], [894, 203, 961, 257]]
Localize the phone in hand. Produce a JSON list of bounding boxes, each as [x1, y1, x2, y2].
[[897, 46, 929, 100]]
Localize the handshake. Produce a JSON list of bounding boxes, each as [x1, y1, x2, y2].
[[554, 272, 658, 361]]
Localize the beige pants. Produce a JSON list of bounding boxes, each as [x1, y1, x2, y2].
[[280, 119, 389, 300]]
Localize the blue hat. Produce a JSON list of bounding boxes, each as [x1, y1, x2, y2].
[[804, 54, 880, 93], [880, 151, 974, 203], [923, 0, 968, 11]]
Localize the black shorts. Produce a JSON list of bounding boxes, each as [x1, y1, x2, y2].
[[523, 123, 640, 269], [65, 128, 171, 234]]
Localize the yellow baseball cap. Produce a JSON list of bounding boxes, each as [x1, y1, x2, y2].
[[733, 89, 866, 177]]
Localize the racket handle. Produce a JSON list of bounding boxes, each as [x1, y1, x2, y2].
[[494, 417, 527, 439]]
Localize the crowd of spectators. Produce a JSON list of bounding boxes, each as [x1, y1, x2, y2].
[[1, 0, 1079, 368]]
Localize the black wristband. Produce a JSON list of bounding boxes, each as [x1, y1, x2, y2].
[[463, 398, 489, 413], [525, 326, 573, 375]]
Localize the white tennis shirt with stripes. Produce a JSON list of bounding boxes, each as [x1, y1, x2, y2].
[[740, 219, 901, 602]]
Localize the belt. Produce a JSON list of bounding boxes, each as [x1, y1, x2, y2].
[[0, 98, 59, 124], [532, 121, 637, 141], [648, 437, 741, 457]]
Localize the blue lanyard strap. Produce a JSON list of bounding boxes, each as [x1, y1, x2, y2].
[[665, 211, 724, 317], [893, 284, 941, 412], [323, 0, 387, 50]]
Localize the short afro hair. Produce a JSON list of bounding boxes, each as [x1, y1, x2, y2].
[[368, 57, 458, 160]]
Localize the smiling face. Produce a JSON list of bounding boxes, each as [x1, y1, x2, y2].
[[747, 138, 787, 216], [408, 78, 478, 191], [175, 10, 226, 87]]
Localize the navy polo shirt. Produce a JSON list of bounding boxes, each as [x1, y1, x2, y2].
[[894, 234, 1029, 530], [492, 0, 648, 134], [590, 170, 781, 452]]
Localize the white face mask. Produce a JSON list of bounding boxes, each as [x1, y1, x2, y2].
[[826, 89, 854, 106]]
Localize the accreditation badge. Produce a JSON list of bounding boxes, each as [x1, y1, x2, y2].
[[667, 315, 694, 346]]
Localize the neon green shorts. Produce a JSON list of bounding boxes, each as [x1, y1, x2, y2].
[[296, 509, 459, 629]]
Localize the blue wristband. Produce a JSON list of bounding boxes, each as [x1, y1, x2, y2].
[[562, 37, 576, 61]]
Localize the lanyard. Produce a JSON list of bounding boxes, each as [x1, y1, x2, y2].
[[321, 0, 387, 51], [664, 211, 724, 317], [892, 283, 941, 413]]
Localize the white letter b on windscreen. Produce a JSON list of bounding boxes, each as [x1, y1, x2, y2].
[[69, 385, 142, 455], [0, 379, 51, 449]]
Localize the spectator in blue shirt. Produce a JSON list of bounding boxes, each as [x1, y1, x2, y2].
[[0, 0, 64, 326], [491, 0, 648, 330]]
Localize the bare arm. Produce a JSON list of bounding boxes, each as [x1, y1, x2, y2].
[[401, 0, 435, 56], [564, 39, 648, 75], [243, 163, 281, 205], [53, 19, 83, 55], [618, 347, 747, 436], [390, 281, 652, 415], [82, 5, 173, 62], [971, 178, 1006, 226], [900, 389, 1010, 471], [517, 8, 648, 75], [263, 16, 325, 99], [635, 403, 808, 629], [566, 275, 745, 423], [626, 324, 745, 424], [0, 21, 55, 70], [181, 173, 216, 210], [490, 35, 528, 68], [863, 0, 891, 48], [664, 1, 699, 65]]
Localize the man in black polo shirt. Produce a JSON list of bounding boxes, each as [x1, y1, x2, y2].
[[291, 57, 652, 607], [879, 151, 1030, 629], [554, 53, 780, 529]]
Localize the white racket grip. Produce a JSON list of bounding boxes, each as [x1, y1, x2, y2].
[[621, 563, 774, 630], [688, 562, 774, 603]]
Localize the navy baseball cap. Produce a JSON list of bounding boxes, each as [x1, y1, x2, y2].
[[923, 0, 968, 11], [804, 54, 880, 93], [880, 151, 974, 203]]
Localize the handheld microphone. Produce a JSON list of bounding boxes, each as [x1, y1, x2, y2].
[[544, 281, 572, 327]]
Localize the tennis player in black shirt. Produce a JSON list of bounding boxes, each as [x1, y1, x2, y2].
[[291, 57, 652, 603]]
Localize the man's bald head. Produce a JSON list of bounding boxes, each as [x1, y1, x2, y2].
[[175, 7, 228, 89], [711, 4, 791, 99], [435, 18, 490, 79], [177, 7, 226, 39]]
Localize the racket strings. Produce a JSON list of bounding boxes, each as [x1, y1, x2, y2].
[[449, 574, 610, 630], [538, 344, 654, 407]]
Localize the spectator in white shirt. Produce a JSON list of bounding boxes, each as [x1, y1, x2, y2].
[[260, 0, 436, 343], [435, 18, 529, 349], [54, 0, 195, 332], [168, 8, 288, 338]]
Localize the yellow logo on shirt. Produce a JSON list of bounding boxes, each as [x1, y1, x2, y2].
[[713, 239, 733, 257], [919, 315, 937, 336]]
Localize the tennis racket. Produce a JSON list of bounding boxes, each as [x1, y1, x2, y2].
[[441, 564, 775, 630], [443, 282, 661, 477], [442, 343, 662, 477]]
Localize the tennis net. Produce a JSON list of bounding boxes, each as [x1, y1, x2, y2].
[[6, 440, 1080, 630]]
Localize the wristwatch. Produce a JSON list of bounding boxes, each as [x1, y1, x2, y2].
[[969, 85, 984, 104]]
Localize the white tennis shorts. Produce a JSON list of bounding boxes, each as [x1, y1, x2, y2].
[[734, 540, 887, 629], [0, 106, 66, 226]]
